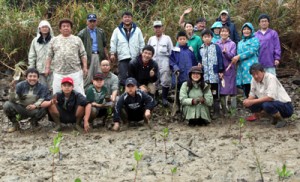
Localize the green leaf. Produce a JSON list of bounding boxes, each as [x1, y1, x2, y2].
[[162, 127, 169, 138], [134, 150, 143, 161], [171, 167, 177, 174], [74, 178, 81, 182]]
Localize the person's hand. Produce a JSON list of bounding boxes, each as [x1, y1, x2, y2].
[[275, 60, 280, 66], [219, 73, 224, 79], [112, 122, 120, 131], [45, 67, 50, 77], [243, 99, 254, 107], [199, 96, 205, 104], [149, 68, 155, 77], [183, 7, 192, 15], [231, 55, 240, 65], [145, 109, 151, 120], [26, 104, 37, 111], [192, 98, 200, 105], [84, 120, 90, 133], [110, 54, 116, 62], [175, 71, 180, 76], [51, 95, 58, 105], [197, 63, 202, 68], [139, 85, 148, 92]]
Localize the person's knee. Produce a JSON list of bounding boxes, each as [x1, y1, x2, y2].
[[261, 102, 276, 114], [3, 101, 13, 112]]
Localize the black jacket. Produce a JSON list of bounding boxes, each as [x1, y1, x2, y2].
[[114, 90, 154, 122], [129, 55, 159, 86]]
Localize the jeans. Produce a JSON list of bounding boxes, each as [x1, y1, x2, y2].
[[249, 101, 293, 118]]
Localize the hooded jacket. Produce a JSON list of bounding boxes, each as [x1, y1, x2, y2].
[[169, 44, 197, 85], [216, 16, 240, 44], [255, 28, 281, 68], [179, 67, 213, 121], [211, 21, 223, 43], [236, 22, 260, 86], [110, 22, 145, 61], [28, 20, 54, 73]]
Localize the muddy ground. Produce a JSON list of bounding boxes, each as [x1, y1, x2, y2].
[[0, 69, 300, 182]]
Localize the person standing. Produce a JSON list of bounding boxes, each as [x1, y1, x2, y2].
[[255, 14, 281, 75], [110, 11, 145, 89], [28, 20, 54, 89], [147, 21, 173, 106], [216, 10, 240, 44], [45, 18, 88, 96], [216, 26, 237, 115], [232, 23, 260, 98], [78, 13, 109, 87]]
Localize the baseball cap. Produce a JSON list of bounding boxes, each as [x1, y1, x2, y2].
[[93, 72, 104, 80], [61, 77, 74, 85], [153, 21, 162, 27], [219, 10, 229, 16], [87, 14, 97, 21], [125, 77, 137, 86]]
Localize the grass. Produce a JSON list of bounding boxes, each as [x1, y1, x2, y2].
[[0, 0, 299, 72]]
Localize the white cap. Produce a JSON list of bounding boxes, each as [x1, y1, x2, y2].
[[219, 10, 229, 16], [38, 20, 51, 28], [153, 21, 163, 27]]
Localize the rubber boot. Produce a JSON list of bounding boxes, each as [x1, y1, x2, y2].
[[230, 96, 237, 109], [52, 113, 62, 132], [220, 96, 228, 117], [75, 117, 84, 132], [162, 87, 169, 107], [272, 112, 286, 128], [211, 100, 221, 120]]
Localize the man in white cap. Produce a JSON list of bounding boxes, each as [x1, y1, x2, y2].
[[216, 10, 240, 44], [147, 20, 173, 107], [28, 20, 54, 89], [78, 13, 109, 88]]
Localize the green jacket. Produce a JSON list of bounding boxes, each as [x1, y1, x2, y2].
[[78, 27, 107, 66], [179, 81, 213, 121]]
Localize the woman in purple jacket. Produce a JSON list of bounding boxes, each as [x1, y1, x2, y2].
[[216, 26, 237, 115]]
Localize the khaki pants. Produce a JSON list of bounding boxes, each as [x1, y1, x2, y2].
[[140, 83, 156, 95]]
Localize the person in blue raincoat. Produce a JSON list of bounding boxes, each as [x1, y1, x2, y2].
[[231, 22, 260, 98], [211, 21, 223, 43]]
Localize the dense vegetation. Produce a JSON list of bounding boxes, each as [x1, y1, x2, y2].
[[0, 0, 299, 73]]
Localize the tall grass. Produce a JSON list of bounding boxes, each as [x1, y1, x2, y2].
[[0, 0, 299, 72]]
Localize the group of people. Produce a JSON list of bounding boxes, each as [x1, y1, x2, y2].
[[3, 9, 293, 133]]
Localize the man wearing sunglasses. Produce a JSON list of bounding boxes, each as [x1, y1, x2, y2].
[[78, 13, 109, 88]]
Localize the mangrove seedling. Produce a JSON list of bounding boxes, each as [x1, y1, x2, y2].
[[277, 164, 293, 181], [238, 117, 246, 143], [160, 127, 169, 160], [74, 178, 81, 182], [171, 166, 177, 182], [249, 135, 264, 181], [49, 132, 63, 182], [134, 150, 143, 182]]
